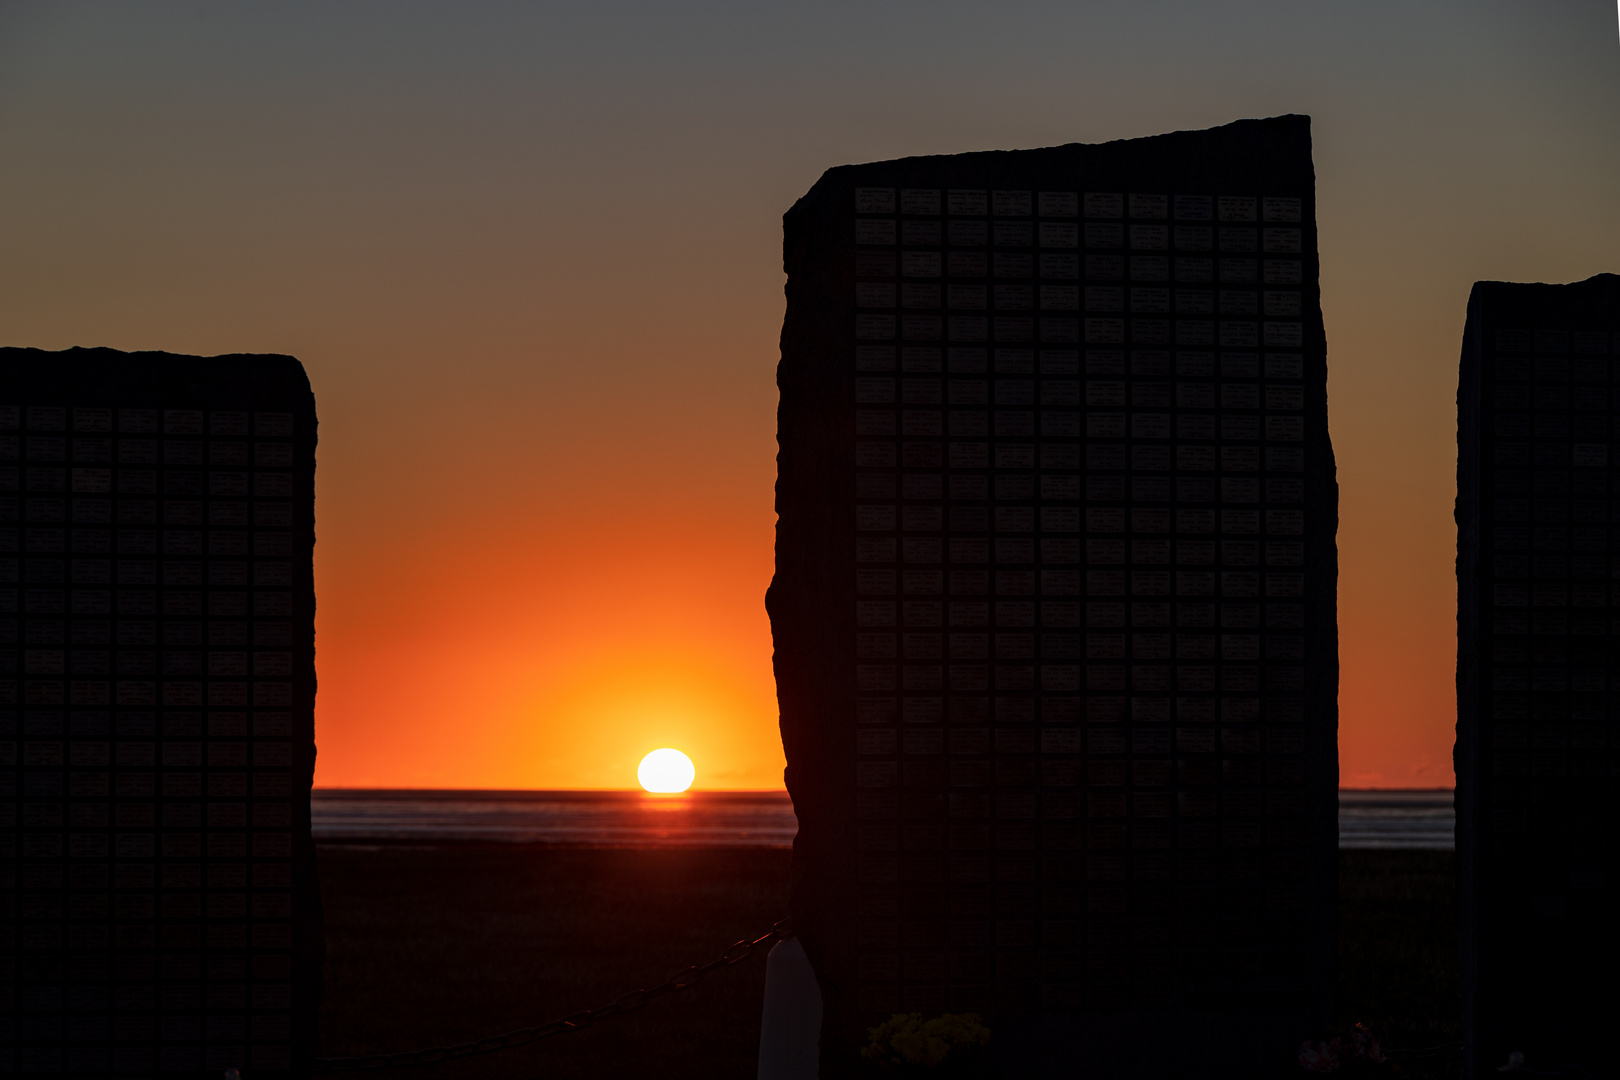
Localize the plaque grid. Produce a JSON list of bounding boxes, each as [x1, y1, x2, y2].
[[1457, 285, 1620, 1074], [848, 186, 1315, 1014], [0, 351, 317, 1080], [775, 118, 1336, 1074]]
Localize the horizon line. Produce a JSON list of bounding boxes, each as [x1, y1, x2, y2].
[[311, 785, 1456, 794]]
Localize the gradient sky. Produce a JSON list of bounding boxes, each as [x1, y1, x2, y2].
[[2, 1, 1617, 789]]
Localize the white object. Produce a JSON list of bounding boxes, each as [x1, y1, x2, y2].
[[756, 937, 822, 1080]]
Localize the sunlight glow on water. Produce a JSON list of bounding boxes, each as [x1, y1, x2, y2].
[[314, 789, 797, 846]]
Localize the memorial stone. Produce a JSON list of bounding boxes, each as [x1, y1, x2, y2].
[[770, 116, 1338, 1077], [0, 348, 319, 1079], [1455, 275, 1620, 1076]]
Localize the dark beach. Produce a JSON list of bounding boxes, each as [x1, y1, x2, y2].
[[317, 845, 1459, 1079]]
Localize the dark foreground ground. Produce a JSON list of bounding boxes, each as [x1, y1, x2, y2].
[[316, 845, 1458, 1078]]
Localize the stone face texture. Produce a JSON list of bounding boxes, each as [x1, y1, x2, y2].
[[770, 116, 1337, 1078], [0, 348, 320, 1079], [1456, 276, 1620, 1077]]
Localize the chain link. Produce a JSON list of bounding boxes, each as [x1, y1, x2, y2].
[[312, 917, 793, 1072]]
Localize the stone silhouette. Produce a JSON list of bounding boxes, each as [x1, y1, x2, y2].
[[1455, 275, 1619, 1076], [0, 348, 319, 1078], [770, 116, 1338, 1077]]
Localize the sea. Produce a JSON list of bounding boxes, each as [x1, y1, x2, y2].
[[312, 788, 1454, 850]]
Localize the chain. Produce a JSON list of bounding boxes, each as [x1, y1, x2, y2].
[[312, 917, 793, 1072]]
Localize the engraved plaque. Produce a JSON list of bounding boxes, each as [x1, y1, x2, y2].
[[1456, 274, 1619, 1076], [774, 115, 1335, 1077], [0, 348, 318, 1080]]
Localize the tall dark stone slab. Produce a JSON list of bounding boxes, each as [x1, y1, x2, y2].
[[0, 348, 320, 1079], [770, 116, 1338, 1078], [1456, 276, 1619, 1077]]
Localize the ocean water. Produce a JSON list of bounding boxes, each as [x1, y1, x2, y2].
[[313, 788, 1455, 850], [1337, 789, 1455, 850], [311, 789, 800, 847]]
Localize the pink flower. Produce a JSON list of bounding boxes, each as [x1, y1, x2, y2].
[[1300, 1026, 1398, 1074], [1299, 1039, 1342, 1072], [1352, 1024, 1388, 1064]]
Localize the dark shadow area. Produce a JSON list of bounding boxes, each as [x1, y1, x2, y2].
[[316, 844, 794, 1079], [1336, 850, 1460, 1078], [318, 845, 1458, 1078]]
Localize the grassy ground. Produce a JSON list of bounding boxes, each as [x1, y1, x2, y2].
[[316, 845, 1459, 1078], [315, 844, 794, 1079], [1335, 850, 1460, 1077]]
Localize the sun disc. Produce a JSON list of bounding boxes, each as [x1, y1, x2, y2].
[[638, 748, 695, 793]]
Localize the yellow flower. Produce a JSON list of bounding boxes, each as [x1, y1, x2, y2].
[[861, 1013, 991, 1070]]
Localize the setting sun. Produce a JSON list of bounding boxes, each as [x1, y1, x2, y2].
[[637, 749, 696, 793]]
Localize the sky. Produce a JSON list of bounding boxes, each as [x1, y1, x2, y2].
[[1, 1, 1616, 790]]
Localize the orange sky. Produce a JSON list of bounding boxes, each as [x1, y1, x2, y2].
[[2, 2, 1618, 788]]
